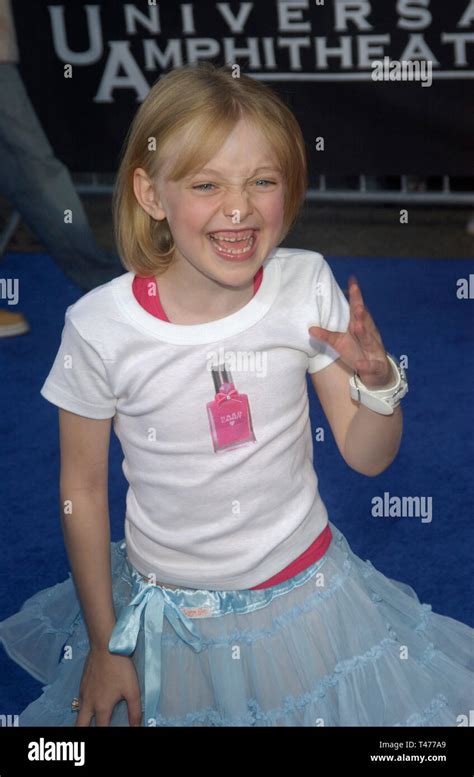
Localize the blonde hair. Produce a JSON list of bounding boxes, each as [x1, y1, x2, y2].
[[112, 62, 308, 276]]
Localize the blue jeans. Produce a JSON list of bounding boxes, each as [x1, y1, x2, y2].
[[0, 63, 124, 292]]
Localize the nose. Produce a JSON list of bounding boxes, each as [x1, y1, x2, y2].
[[222, 186, 254, 222]]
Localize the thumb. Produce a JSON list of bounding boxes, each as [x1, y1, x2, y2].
[[308, 324, 340, 349]]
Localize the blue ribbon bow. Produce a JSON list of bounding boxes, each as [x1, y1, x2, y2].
[[108, 580, 203, 726]]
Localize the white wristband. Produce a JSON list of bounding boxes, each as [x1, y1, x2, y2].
[[349, 353, 408, 415]]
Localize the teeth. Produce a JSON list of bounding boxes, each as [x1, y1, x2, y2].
[[210, 232, 254, 242], [210, 234, 255, 254]]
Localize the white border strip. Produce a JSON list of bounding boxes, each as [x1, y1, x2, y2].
[[251, 71, 474, 81]]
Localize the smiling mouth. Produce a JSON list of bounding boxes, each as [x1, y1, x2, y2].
[[208, 230, 258, 255]]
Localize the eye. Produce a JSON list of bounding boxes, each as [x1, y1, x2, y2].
[[192, 183, 216, 192], [192, 179, 277, 192]]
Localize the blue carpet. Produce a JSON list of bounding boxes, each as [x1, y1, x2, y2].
[[1, 251, 473, 713]]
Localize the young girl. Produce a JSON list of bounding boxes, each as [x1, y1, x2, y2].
[[1, 62, 472, 728]]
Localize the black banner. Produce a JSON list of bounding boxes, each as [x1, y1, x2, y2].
[[0, 725, 473, 774], [12, 1, 474, 176]]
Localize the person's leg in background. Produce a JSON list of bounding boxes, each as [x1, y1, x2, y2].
[[0, 62, 124, 299]]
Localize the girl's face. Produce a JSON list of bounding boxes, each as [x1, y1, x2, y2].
[[134, 118, 286, 287]]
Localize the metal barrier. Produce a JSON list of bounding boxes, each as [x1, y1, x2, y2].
[[308, 175, 474, 205], [73, 173, 474, 204]]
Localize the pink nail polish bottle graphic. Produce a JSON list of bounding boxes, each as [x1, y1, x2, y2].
[[207, 365, 256, 452]]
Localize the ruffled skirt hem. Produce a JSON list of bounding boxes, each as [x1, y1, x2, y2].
[[1, 522, 473, 726]]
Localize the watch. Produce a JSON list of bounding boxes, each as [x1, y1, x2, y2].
[[349, 353, 408, 415]]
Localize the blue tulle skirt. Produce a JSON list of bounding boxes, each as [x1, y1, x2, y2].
[[1, 521, 473, 727]]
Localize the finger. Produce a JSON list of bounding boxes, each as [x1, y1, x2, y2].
[[347, 283, 385, 350], [351, 310, 376, 351], [94, 707, 113, 727], [125, 692, 143, 727], [348, 279, 370, 342], [355, 307, 384, 349], [75, 705, 94, 727], [348, 276, 373, 326], [348, 277, 383, 335], [348, 275, 365, 315]]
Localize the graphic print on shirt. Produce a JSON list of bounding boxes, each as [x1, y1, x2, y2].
[[206, 363, 257, 453]]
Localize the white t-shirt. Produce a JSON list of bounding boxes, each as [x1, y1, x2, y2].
[[40, 247, 350, 589]]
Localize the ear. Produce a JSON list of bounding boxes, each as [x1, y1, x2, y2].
[[133, 167, 167, 221]]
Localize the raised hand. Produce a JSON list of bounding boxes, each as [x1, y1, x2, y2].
[[309, 275, 395, 389]]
